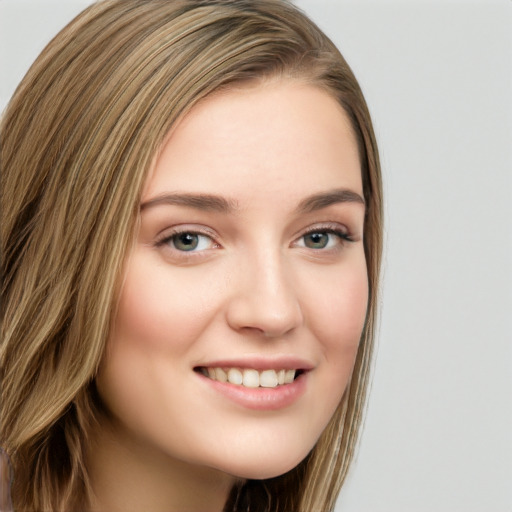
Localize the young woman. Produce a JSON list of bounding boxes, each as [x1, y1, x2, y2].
[[0, 1, 382, 511]]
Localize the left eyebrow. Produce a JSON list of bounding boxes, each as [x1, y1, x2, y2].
[[296, 188, 365, 213]]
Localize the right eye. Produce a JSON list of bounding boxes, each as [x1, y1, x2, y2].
[[160, 231, 216, 252]]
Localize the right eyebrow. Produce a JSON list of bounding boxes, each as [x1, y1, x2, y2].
[[140, 193, 239, 213]]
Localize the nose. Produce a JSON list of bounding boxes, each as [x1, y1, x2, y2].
[[225, 250, 304, 338]]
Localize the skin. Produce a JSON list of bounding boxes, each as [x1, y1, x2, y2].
[[89, 80, 368, 512]]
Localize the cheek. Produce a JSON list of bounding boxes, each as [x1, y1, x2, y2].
[[302, 257, 369, 392], [95, 255, 217, 422], [307, 258, 368, 346], [111, 254, 219, 356]]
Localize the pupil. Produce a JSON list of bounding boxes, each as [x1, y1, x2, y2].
[[175, 233, 198, 251]]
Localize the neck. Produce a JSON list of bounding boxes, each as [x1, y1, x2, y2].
[[86, 415, 235, 512]]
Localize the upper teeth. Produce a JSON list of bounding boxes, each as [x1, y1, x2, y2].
[[204, 368, 296, 388]]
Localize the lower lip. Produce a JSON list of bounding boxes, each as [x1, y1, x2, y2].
[[197, 372, 308, 411]]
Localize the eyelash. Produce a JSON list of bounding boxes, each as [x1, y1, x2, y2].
[[154, 223, 354, 256]]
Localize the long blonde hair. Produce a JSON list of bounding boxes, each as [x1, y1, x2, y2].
[[0, 1, 382, 510]]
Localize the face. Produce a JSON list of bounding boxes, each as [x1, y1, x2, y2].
[[96, 80, 368, 480]]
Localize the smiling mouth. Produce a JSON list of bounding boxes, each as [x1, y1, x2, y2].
[[195, 367, 305, 389]]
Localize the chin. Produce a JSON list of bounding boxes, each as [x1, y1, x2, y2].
[[213, 446, 311, 481]]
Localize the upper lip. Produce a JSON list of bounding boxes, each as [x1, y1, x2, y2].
[[194, 356, 315, 372]]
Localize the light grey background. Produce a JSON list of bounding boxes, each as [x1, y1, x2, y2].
[[1, 1, 511, 511]]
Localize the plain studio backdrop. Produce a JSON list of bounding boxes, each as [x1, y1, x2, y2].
[[1, 1, 511, 511]]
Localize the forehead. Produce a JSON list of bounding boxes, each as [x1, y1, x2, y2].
[[143, 80, 362, 205]]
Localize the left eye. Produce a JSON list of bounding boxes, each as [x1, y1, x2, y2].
[[297, 230, 344, 250], [166, 232, 214, 252]]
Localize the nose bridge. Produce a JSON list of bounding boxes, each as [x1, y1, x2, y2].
[[226, 244, 303, 337]]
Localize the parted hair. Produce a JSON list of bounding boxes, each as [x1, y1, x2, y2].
[[0, 1, 382, 510]]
